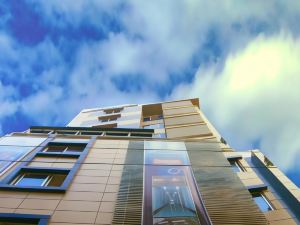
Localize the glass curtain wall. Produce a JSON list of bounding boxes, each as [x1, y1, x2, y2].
[[143, 141, 210, 225]]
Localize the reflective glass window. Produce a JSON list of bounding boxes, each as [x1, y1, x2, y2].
[[153, 133, 167, 138], [229, 159, 246, 172], [15, 174, 49, 187], [144, 123, 164, 129], [0, 146, 33, 175], [145, 150, 190, 165], [13, 173, 66, 187], [0, 136, 47, 147], [229, 160, 241, 172], [152, 175, 197, 218], [252, 192, 273, 212], [145, 141, 186, 150]]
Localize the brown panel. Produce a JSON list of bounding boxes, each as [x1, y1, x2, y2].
[[166, 124, 213, 139], [142, 103, 163, 117], [162, 100, 193, 109], [186, 142, 268, 225], [163, 106, 197, 117], [164, 114, 204, 127]]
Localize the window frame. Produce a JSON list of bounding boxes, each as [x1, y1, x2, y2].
[[42, 143, 86, 154], [228, 157, 246, 172], [103, 107, 123, 114], [143, 114, 163, 122], [0, 137, 95, 192], [12, 173, 51, 187], [0, 213, 50, 225], [251, 191, 274, 212]]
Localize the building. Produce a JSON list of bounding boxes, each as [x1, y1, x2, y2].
[[0, 98, 299, 225]]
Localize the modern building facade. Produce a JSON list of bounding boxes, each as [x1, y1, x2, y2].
[[0, 98, 299, 225]]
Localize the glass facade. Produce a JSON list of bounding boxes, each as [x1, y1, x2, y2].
[[0, 137, 47, 175], [143, 141, 209, 225]]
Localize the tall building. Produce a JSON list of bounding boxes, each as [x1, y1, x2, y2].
[[0, 98, 299, 225]]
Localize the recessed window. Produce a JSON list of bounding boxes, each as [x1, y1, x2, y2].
[[251, 192, 274, 212], [109, 117, 117, 121], [143, 117, 151, 122], [103, 108, 123, 114], [93, 123, 117, 128], [0, 212, 49, 225], [30, 130, 52, 134], [143, 123, 164, 129], [43, 143, 86, 153], [15, 174, 49, 186], [99, 114, 121, 123], [80, 131, 103, 136], [55, 131, 78, 135], [105, 132, 129, 137], [143, 115, 163, 122], [12, 172, 66, 187], [130, 133, 153, 138], [229, 159, 246, 172]]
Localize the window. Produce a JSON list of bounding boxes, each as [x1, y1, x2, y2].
[[0, 213, 49, 225], [105, 132, 129, 137], [103, 108, 123, 114], [55, 131, 78, 135], [0, 137, 47, 175], [80, 131, 103, 136], [130, 133, 153, 138], [229, 159, 246, 172], [143, 123, 164, 129], [93, 123, 117, 128], [251, 192, 274, 212], [12, 172, 67, 187], [145, 150, 190, 165], [143, 117, 151, 122], [43, 143, 86, 153], [30, 130, 52, 134], [145, 141, 186, 150], [143, 115, 163, 122], [153, 133, 166, 138], [99, 114, 121, 123]]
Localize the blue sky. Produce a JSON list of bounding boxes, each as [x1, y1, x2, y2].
[[0, 1, 300, 186]]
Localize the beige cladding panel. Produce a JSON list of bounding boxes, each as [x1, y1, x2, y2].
[[166, 124, 213, 138], [164, 114, 204, 127], [163, 106, 197, 117], [0, 137, 128, 225], [162, 100, 193, 109]]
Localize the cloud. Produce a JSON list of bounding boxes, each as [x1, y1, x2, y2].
[[172, 32, 300, 172], [1, 0, 300, 182]]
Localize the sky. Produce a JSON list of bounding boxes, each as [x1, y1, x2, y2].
[[0, 1, 299, 186]]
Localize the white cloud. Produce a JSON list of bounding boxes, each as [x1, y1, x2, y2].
[[28, 0, 300, 85], [172, 33, 300, 172], [1, 0, 300, 178]]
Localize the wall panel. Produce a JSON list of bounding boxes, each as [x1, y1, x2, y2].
[[186, 142, 268, 225]]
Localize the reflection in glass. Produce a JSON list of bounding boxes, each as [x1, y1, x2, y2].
[[144, 123, 164, 129], [15, 174, 49, 186], [152, 176, 197, 218], [252, 193, 273, 212], [0, 136, 47, 147], [145, 141, 186, 150], [0, 146, 34, 175], [145, 150, 190, 165], [229, 160, 242, 172]]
